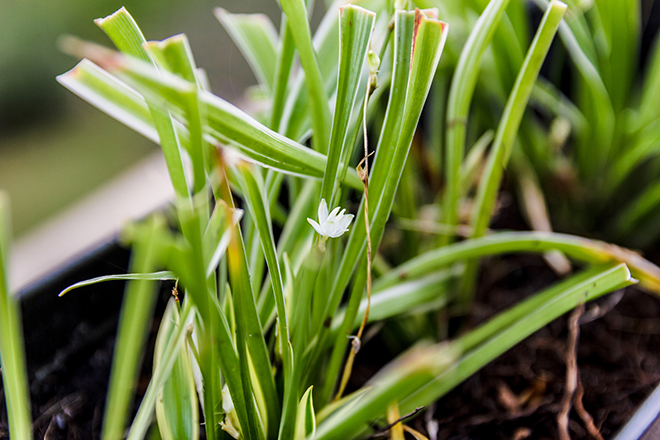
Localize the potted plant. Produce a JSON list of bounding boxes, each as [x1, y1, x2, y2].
[[3, 0, 660, 438]]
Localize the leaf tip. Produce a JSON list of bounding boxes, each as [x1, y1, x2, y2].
[[94, 6, 129, 28]]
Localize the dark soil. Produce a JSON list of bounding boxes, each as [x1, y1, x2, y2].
[[0, 244, 172, 440], [349, 253, 660, 440], [432, 259, 660, 440]]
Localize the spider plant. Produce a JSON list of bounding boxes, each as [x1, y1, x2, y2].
[[429, 0, 660, 250], [2, 0, 660, 439]]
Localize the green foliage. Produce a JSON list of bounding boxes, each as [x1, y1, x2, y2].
[[0, 193, 32, 440], [3, 1, 660, 439]]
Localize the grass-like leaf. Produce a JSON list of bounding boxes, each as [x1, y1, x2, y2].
[[315, 343, 459, 440], [320, 9, 449, 405], [145, 34, 208, 194], [375, 231, 660, 296], [153, 299, 199, 440], [102, 217, 164, 440], [0, 193, 32, 440], [126, 299, 196, 440], [279, 0, 332, 152], [95, 7, 189, 199], [58, 52, 364, 189], [320, 5, 375, 205], [225, 211, 277, 440], [233, 163, 292, 380], [58, 271, 176, 297], [398, 263, 634, 414], [460, 0, 566, 303], [294, 386, 316, 440], [442, 0, 513, 246], [215, 9, 279, 95]]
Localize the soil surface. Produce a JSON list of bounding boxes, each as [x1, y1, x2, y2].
[[432, 258, 660, 440]]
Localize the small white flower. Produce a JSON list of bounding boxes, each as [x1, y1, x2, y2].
[[307, 199, 354, 239]]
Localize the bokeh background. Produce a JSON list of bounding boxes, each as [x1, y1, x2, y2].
[[0, 0, 284, 236]]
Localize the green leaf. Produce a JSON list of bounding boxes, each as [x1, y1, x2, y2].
[[226, 213, 278, 440], [271, 17, 296, 130], [154, 300, 199, 440], [315, 343, 459, 440], [279, 0, 332, 152], [57, 53, 364, 189], [294, 386, 316, 440], [95, 7, 189, 199], [279, 6, 340, 141], [612, 179, 660, 241], [460, 0, 566, 304], [58, 271, 177, 297], [102, 217, 165, 440], [532, 0, 614, 180], [320, 9, 449, 405], [330, 268, 459, 335], [171, 201, 243, 440], [609, 119, 660, 194], [320, 5, 375, 205], [470, 0, 566, 239], [0, 193, 32, 440], [145, 34, 208, 194], [202, 200, 243, 277], [215, 9, 279, 95], [125, 299, 197, 440], [233, 163, 292, 380], [56, 60, 157, 142], [442, 0, 513, 246], [398, 264, 634, 414], [591, 0, 639, 114], [317, 264, 633, 440], [639, 29, 660, 129], [375, 231, 660, 296]]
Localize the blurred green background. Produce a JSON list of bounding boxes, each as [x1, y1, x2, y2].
[[0, 0, 281, 236]]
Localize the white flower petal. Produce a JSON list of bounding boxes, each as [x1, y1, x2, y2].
[[319, 199, 329, 223], [222, 385, 234, 412], [307, 218, 325, 235], [337, 214, 354, 231], [327, 206, 341, 223]]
